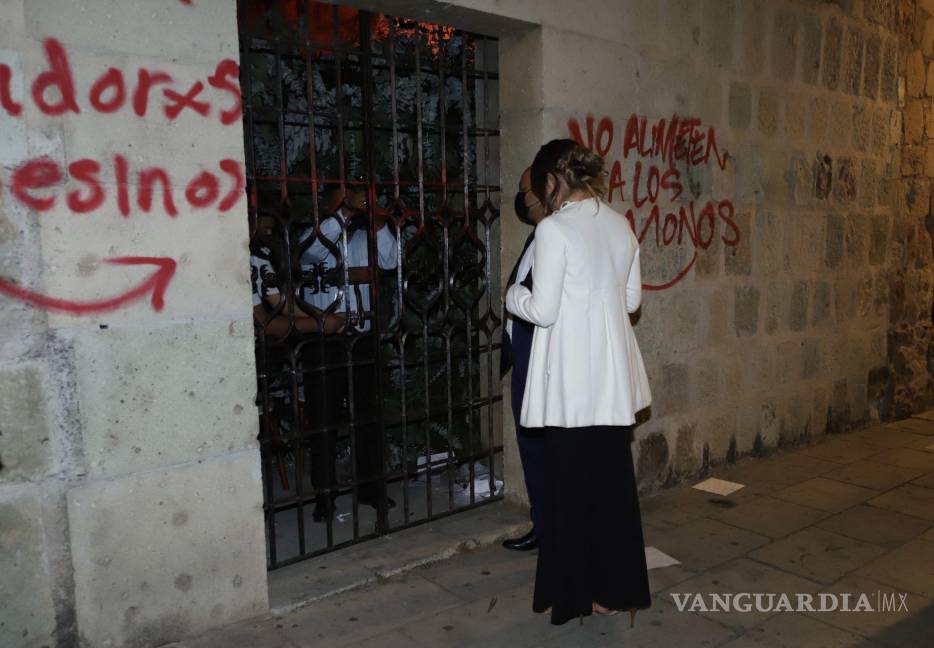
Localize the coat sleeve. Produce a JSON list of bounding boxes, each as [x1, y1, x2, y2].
[[625, 244, 642, 313], [505, 218, 566, 327]]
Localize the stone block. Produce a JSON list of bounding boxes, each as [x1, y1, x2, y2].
[[905, 178, 930, 218], [845, 215, 869, 268], [659, 363, 690, 416], [724, 211, 751, 275], [833, 157, 857, 203], [809, 96, 829, 144], [827, 99, 852, 148], [702, 0, 735, 67], [737, 0, 767, 75], [783, 92, 807, 141], [859, 159, 877, 208], [924, 16, 934, 56], [811, 281, 832, 326], [880, 38, 899, 102], [763, 280, 784, 335], [825, 213, 845, 270], [753, 211, 783, 276], [902, 145, 924, 176], [926, 145, 934, 177], [23, 0, 238, 65], [0, 486, 57, 648], [814, 153, 833, 201], [757, 87, 781, 137], [0, 362, 52, 484], [728, 82, 752, 129], [800, 12, 822, 85], [789, 281, 810, 332], [906, 50, 926, 97], [68, 451, 268, 648], [72, 320, 258, 479], [841, 27, 864, 95], [734, 285, 760, 337], [862, 34, 882, 99], [871, 108, 888, 153], [822, 18, 843, 90], [750, 526, 885, 585], [852, 104, 872, 152], [869, 215, 889, 265], [706, 288, 730, 347], [772, 8, 799, 82]]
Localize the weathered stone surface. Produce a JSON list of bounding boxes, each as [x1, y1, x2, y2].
[[749, 526, 885, 584], [724, 211, 752, 275], [880, 38, 899, 102], [852, 104, 872, 152], [737, 0, 767, 75], [841, 27, 864, 95], [907, 50, 926, 97], [783, 92, 807, 141], [789, 281, 810, 332], [772, 8, 799, 82], [0, 362, 52, 484], [702, 0, 734, 67], [825, 213, 845, 269], [0, 486, 57, 648], [863, 34, 882, 99], [728, 82, 752, 128], [822, 18, 843, 90], [734, 285, 760, 337], [68, 451, 268, 648], [833, 157, 857, 203], [810, 96, 829, 144], [72, 320, 258, 479], [757, 87, 781, 137], [800, 12, 822, 85]]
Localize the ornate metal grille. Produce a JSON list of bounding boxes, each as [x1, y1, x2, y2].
[[237, 0, 503, 569]]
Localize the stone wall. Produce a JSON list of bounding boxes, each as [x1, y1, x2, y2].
[[0, 1, 267, 647], [415, 0, 934, 491]]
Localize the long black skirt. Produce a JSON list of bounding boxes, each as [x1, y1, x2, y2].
[[532, 425, 652, 625]]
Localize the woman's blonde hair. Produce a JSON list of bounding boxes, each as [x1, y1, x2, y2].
[[530, 139, 607, 212]]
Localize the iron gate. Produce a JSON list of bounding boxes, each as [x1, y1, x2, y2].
[[237, 0, 503, 568]]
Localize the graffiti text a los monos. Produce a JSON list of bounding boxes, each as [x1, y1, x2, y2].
[[568, 113, 739, 291]]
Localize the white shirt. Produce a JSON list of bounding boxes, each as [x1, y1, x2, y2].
[[505, 239, 535, 338], [298, 210, 398, 332]]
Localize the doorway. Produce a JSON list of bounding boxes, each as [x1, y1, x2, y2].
[[237, 0, 504, 569]]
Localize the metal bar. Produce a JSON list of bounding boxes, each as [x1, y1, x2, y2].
[[460, 31, 476, 505]]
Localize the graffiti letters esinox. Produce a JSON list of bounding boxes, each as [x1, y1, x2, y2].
[[568, 113, 741, 291]]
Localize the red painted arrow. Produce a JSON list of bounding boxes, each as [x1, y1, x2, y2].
[[0, 257, 177, 315]]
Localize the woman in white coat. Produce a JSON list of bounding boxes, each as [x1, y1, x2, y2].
[[506, 139, 652, 626]]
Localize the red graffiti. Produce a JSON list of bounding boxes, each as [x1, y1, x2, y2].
[[0, 39, 240, 124], [0, 257, 177, 314], [1, 156, 244, 217], [568, 112, 738, 291]]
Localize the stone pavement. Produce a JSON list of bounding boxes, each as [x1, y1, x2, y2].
[[169, 414, 934, 648]]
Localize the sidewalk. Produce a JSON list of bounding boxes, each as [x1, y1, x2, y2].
[[169, 413, 934, 648]]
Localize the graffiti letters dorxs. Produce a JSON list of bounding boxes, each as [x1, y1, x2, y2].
[[568, 114, 739, 291], [0, 21, 243, 314]]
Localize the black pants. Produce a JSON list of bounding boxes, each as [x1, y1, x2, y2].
[[533, 425, 652, 625], [303, 335, 383, 505]]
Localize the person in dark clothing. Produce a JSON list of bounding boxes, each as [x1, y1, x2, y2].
[[500, 166, 547, 551]]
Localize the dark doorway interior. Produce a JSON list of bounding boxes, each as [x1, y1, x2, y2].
[[237, 0, 504, 569]]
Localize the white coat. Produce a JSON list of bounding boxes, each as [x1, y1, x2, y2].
[[505, 197, 652, 428]]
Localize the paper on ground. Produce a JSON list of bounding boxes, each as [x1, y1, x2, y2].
[[692, 477, 745, 496], [645, 546, 680, 570], [926, 443, 934, 453]]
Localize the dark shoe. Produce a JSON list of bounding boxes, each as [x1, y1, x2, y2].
[[502, 530, 537, 551], [359, 495, 397, 510]]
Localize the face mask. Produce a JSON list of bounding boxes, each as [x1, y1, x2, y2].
[[514, 191, 531, 224]]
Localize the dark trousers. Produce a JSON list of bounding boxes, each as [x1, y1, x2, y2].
[[510, 317, 545, 534], [304, 335, 383, 504]]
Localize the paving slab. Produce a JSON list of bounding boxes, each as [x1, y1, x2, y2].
[[172, 616, 297, 648], [856, 538, 934, 598], [912, 409, 934, 422], [717, 613, 865, 648], [713, 454, 841, 492], [648, 517, 770, 572], [796, 438, 883, 464], [910, 470, 934, 489], [881, 418, 934, 436], [748, 527, 887, 585], [537, 595, 738, 648], [412, 542, 538, 604], [801, 574, 934, 648], [771, 477, 879, 513], [846, 426, 922, 448], [867, 484, 934, 521], [277, 573, 463, 647], [821, 460, 928, 491], [865, 447, 934, 471], [713, 496, 830, 539], [816, 505, 933, 549]]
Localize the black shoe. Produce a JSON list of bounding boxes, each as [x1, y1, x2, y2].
[[359, 495, 397, 510], [502, 530, 537, 551]]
